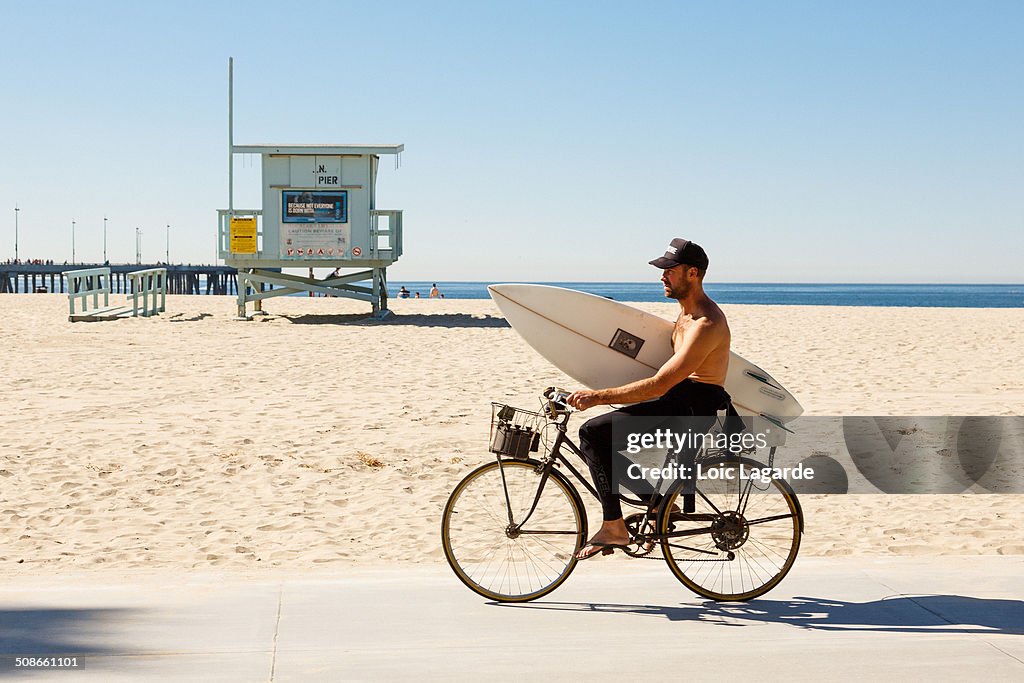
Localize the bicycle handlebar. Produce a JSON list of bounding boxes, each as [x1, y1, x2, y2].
[[543, 387, 576, 414]]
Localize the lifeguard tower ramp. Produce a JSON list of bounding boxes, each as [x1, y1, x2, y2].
[[219, 144, 404, 319]]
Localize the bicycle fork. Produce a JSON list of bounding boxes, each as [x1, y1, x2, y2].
[[495, 456, 552, 534], [495, 427, 581, 535]]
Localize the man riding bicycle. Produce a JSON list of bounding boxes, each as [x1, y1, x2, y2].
[[566, 238, 732, 560]]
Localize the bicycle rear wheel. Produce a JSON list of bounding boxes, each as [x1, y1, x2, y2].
[[442, 458, 587, 602], [660, 456, 801, 601]]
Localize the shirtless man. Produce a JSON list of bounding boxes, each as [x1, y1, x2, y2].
[[566, 238, 732, 560]]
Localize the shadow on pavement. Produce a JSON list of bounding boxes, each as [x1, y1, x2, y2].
[[498, 595, 1024, 634], [0, 608, 134, 676]]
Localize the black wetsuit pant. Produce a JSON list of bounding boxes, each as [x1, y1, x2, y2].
[[578, 379, 731, 522]]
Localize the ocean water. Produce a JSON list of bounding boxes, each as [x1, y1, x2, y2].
[[392, 282, 1024, 308]]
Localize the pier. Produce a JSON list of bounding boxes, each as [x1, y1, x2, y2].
[[0, 264, 241, 295]]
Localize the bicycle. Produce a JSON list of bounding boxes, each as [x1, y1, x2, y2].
[[441, 388, 804, 602]]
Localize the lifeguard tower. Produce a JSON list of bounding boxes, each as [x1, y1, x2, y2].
[[218, 143, 403, 318]]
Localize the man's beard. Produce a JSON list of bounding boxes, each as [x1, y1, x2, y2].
[[665, 279, 691, 299]]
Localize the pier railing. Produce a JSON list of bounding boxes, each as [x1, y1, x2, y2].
[[0, 264, 238, 295]]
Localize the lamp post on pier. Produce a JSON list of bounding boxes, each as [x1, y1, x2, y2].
[[166, 224, 170, 263], [103, 216, 108, 263], [72, 219, 76, 264], [136, 227, 142, 265], [13, 204, 18, 263]]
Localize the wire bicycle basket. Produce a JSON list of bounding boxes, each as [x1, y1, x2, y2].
[[489, 403, 544, 459]]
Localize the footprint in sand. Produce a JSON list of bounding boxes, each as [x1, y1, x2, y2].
[[888, 544, 937, 555], [997, 545, 1024, 555]]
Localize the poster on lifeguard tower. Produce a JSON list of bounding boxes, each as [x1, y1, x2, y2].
[[280, 190, 350, 259]]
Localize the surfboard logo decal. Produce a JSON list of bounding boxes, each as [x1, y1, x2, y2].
[[609, 329, 644, 359]]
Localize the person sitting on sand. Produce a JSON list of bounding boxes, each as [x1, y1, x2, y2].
[[566, 238, 732, 560], [429, 283, 440, 298], [398, 286, 410, 298]]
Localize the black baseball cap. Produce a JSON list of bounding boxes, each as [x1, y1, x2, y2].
[[649, 238, 709, 271]]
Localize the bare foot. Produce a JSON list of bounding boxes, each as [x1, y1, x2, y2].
[[576, 519, 630, 560]]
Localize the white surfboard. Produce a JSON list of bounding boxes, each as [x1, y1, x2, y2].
[[488, 283, 803, 423]]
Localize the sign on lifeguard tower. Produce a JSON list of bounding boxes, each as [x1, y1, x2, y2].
[[229, 216, 257, 254], [218, 61, 403, 318]]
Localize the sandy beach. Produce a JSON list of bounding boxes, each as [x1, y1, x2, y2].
[[1, 293, 1022, 572]]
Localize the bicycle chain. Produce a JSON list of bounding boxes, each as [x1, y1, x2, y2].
[[624, 514, 734, 561]]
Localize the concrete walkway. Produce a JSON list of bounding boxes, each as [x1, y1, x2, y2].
[[1, 557, 1022, 681]]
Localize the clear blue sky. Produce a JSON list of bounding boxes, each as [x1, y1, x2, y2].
[[1, 1, 1021, 282]]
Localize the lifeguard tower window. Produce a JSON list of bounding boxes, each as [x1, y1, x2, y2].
[[219, 144, 404, 319]]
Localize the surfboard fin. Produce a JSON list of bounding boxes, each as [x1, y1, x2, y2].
[[759, 413, 796, 434]]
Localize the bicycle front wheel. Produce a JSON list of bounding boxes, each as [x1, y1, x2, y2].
[[661, 456, 801, 601], [442, 458, 587, 602]]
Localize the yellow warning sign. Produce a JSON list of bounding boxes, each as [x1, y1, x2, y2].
[[230, 217, 258, 254]]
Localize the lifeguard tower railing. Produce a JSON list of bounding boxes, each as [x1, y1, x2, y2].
[[217, 209, 264, 257], [370, 209, 403, 262]]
